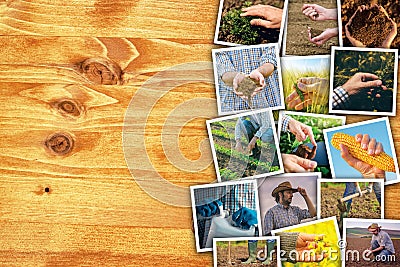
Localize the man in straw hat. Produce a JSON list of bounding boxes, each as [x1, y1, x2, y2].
[[264, 181, 316, 236], [366, 223, 395, 262]]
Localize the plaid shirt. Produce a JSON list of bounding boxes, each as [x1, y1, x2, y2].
[[332, 86, 350, 110], [194, 182, 257, 248], [234, 111, 272, 140], [280, 114, 291, 133], [263, 203, 311, 236], [215, 46, 281, 114]]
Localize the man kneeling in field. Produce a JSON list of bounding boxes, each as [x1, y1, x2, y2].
[[366, 223, 395, 262]]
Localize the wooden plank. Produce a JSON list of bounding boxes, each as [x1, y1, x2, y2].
[[0, 0, 219, 38]]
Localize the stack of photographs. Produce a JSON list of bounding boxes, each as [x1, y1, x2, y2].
[[191, 0, 400, 266]]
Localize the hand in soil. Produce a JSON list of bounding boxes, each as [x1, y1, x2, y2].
[[241, 4, 283, 29], [307, 27, 338, 46], [345, 4, 397, 48], [341, 72, 384, 96], [282, 154, 317, 173], [286, 77, 329, 110], [294, 144, 317, 159], [234, 74, 263, 108], [302, 4, 338, 21]]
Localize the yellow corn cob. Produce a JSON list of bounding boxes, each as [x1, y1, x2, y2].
[[331, 133, 396, 172]]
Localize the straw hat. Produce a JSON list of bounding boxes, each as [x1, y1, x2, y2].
[[368, 223, 382, 230], [271, 181, 298, 197]]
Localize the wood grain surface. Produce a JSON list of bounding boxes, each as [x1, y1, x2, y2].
[[0, 2, 399, 267]]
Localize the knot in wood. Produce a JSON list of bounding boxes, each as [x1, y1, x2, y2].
[[45, 133, 74, 156], [81, 58, 122, 85], [56, 99, 82, 117]]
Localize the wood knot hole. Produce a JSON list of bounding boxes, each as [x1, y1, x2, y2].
[[57, 100, 82, 117], [44, 187, 50, 193], [81, 57, 123, 85], [45, 133, 74, 156]]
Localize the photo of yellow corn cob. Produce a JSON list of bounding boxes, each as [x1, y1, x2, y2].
[[331, 132, 396, 172], [323, 118, 399, 184]]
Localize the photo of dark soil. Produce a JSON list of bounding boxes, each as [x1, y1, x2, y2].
[[216, 0, 285, 45], [332, 49, 397, 114], [285, 0, 338, 55], [320, 183, 381, 222], [346, 238, 400, 266], [209, 118, 280, 181], [341, 0, 400, 48], [216, 240, 277, 267]]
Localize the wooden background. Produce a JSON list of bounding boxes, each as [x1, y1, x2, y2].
[[0, 1, 399, 266]]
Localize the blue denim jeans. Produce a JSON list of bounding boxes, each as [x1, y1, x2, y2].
[[241, 119, 273, 155], [371, 240, 394, 262], [343, 182, 381, 206]]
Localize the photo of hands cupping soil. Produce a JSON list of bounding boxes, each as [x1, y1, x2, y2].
[[284, 0, 339, 55], [341, 0, 400, 48]]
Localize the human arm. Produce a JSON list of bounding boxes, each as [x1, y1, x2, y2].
[[241, 4, 283, 29], [234, 118, 245, 153], [263, 209, 274, 236], [302, 4, 337, 21], [298, 187, 317, 217], [282, 154, 317, 172]]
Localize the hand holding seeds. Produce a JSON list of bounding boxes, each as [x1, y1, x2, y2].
[[240, 4, 283, 29], [286, 77, 329, 110], [342, 73, 386, 96]]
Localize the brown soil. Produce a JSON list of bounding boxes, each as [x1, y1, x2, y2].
[[218, 0, 284, 45], [347, 5, 394, 47], [285, 0, 338, 55], [346, 238, 400, 266], [309, 27, 324, 39], [216, 246, 277, 267], [237, 77, 258, 108], [320, 187, 381, 223], [341, 0, 400, 48]]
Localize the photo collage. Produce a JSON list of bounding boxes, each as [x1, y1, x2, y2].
[[191, 0, 400, 266]]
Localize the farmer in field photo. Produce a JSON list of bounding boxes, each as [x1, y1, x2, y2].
[[234, 112, 274, 159], [366, 223, 395, 262], [215, 46, 282, 113], [264, 181, 316, 236]]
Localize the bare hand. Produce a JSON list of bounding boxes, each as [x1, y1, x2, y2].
[[241, 4, 283, 29], [249, 69, 265, 97], [307, 27, 338, 46], [295, 233, 328, 262], [297, 187, 307, 197], [340, 143, 385, 178], [342, 73, 384, 96], [235, 140, 245, 153], [247, 137, 258, 153], [302, 4, 337, 21], [282, 154, 317, 173], [286, 77, 329, 110], [288, 118, 317, 146]]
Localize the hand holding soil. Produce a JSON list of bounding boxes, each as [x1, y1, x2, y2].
[[233, 72, 264, 108], [302, 4, 337, 21], [345, 5, 397, 48], [241, 4, 283, 29], [307, 27, 338, 46], [286, 77, 329, 110]]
